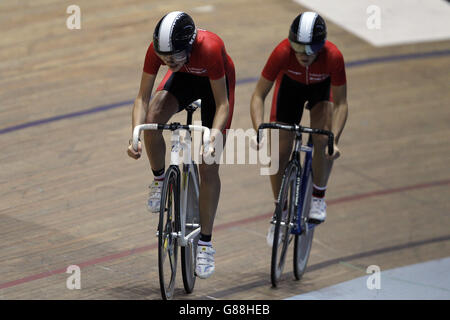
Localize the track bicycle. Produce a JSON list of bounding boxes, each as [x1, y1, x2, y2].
[[257, 122, 334, 287], [132, 100, 209, 300]]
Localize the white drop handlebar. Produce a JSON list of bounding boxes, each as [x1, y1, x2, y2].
[[132, 123, 211, 153]]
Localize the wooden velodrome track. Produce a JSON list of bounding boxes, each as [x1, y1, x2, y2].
[[1, 0, 449, 300]]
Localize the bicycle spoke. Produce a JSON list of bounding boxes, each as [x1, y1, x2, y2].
[[158, 169, 179, 300], [181, 165, 199, 294], [169, 242, 176, 272], [271, 163, 297, 287], [294, 173, 315, 280]]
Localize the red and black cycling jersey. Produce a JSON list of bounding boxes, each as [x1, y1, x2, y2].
[[262, 39, 346, 86], [143, 29, 235, 81], [263, 39, 346, 124], [142, 29, 235, 131]]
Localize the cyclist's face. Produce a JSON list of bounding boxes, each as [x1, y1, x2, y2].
[[290, 41, 318, 66], [157, 51, 187, 72], [295, 52, 317, 67]]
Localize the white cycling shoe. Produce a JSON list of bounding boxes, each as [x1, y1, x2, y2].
[[195, 245, 216, 279], [308, 197, 327, 224], [147, 180, 163, 213]]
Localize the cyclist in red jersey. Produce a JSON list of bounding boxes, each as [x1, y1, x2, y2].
[[250, 12, 348, 230], [127, 11, 235, 279]]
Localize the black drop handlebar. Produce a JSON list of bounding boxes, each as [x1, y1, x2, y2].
[[257, 123, 335, 156]]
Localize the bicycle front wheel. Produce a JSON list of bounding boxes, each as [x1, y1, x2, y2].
[[294, 173, 314, 280], [158, 166, 180, 300], [181, 164, 200, 294], [271, 163, 297, 287]]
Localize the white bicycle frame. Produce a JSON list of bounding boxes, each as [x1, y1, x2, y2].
[[132, 123, 210, 247]]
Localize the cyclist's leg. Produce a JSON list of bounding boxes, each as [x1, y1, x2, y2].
[[197, 140, 223, 279], [307, 79, 333, 222], [307, 100, 332, 222], [145, 71, 198, 212], [307, 78, 334, 188], [197, 76, 230, 238], [269, 129, 294, 200], [143, 90, 179, 171], [198, 162, 221, 236], [143, 90, 178, 212], [269, 74, 306, 201], [194, 73, 234, 279], [145, 71, 201, 171], [309, 100, 333, 187]]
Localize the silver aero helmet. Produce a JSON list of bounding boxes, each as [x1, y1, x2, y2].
[[153, 11, 197, 61], [289, 12, 327, 55]]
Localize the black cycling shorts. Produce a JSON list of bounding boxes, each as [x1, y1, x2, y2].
[[270, 74, 331, 124], [157, 71, 234, 130]]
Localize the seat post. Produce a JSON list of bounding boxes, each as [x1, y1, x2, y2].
[[185, 99, 201, 126], [186, 110, 193, 126]]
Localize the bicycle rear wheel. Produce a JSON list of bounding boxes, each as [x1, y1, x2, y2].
[[294, 173, 315, 280], [181, 164, 200, 294], [158, 166, 180, 300], [271, 163, 297, 287]]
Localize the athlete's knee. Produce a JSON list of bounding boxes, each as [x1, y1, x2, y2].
[[277, 137, 293, 162], [310, 101, 333, 125], [312, 134, 328, 150], [314, 100, 333, 111], [146, 92, 177, 123], [146, 103, 166, 123], [274, 130, 294, 159], [278, 145, 292, 164]]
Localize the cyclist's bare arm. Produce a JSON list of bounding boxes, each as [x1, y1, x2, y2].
[[128, 72, 156, 159], [209, 76, 229, 142], [250, 76, 274, 131], [330, 83, 348, 145], [133, 72, 156, 130]]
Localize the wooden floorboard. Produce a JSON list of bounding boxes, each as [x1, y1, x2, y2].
[[1, 0, 449, 300]]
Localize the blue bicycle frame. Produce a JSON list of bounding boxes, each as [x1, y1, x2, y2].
[[292, 135, 315, 235]]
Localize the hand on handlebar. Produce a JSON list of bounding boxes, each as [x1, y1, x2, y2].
[[127, 139, 142, 160], [250, 130, 266, 151], [201, 135, 216, 159], [326, 143, 341, 160]]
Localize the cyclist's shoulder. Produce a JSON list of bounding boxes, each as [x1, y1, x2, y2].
[[193, 29, 224, 56], [275, 38, 291, 52], [196, 29, 225, 48], [144, 41, 163, 62], [322, 40, 344, 60], [198, 28, 219, 38], [143, 41, 163, 74], [269, 38, 292, 59], [145, 41, 155, 54]]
